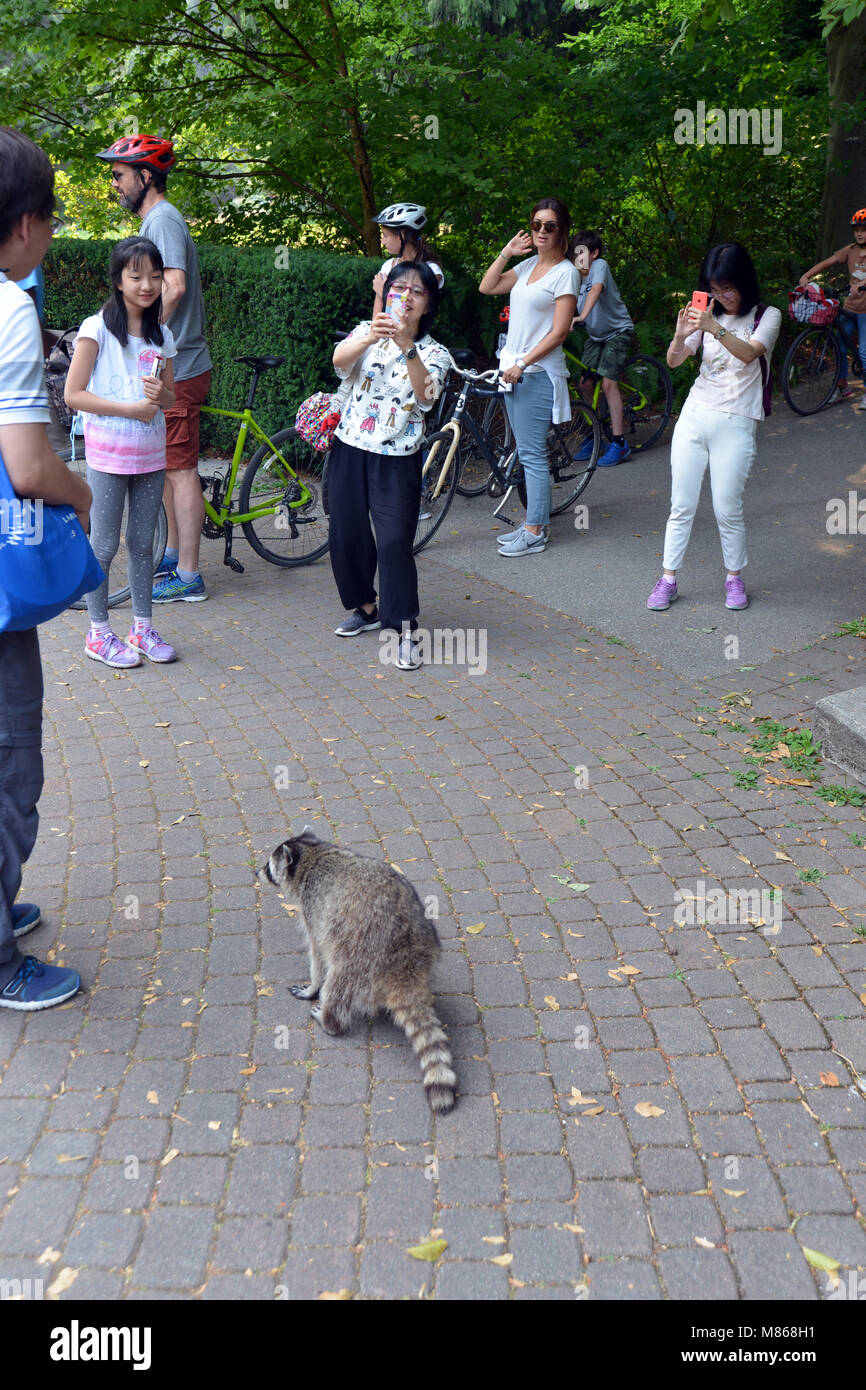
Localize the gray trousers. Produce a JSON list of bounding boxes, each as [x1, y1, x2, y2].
[[0, 629, 43, 986], [85, 466, 165, 623]]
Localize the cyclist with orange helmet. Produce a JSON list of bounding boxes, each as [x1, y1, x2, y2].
[[96, 134, 212, 600], [799, 209, 866, 409]]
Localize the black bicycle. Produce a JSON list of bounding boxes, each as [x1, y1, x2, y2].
[[413, 365, 602, 554]]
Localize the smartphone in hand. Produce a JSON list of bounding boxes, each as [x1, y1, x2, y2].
[[691, 291, 709, 312]]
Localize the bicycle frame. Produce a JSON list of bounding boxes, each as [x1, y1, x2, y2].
[[563, 346, 648, 412], [199, 404, 315, 526]]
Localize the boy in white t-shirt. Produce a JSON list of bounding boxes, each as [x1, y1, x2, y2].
[[0, 127, 91, 1011]]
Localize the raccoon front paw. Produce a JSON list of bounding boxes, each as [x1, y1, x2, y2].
[[290, 983, 320, 1001]]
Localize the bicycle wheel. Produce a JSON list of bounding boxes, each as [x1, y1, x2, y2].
[[782, 326, 842, 415], [456, 394, 510, 497], [239, 428, 330, 567], [413, 428, 460, 554], [607, 354, 672, 452], [68, 450, 168, 610], [516, 402, 601, 515]]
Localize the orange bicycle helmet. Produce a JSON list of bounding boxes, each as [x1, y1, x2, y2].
[[851, 208, 866, 225], [96, 135, 175, 173]]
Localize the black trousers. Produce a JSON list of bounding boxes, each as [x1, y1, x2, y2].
[[0, 629, 44, 984], [327, 437, 422, 633]]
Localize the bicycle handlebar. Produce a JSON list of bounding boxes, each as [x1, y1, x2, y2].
[[447, 362, 500, 385]]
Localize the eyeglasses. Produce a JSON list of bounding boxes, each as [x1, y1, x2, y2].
[[391, 283, 427, 296], [710, 285, 738, 298], [531, 220, 559, 234], [50, 215, 64, 233]]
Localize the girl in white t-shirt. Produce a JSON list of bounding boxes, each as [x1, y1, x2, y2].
[[648, 243, 781, 614], [65, 236, 178, 667], [371, 203, 444, 316], [479, 197, 579, 556]]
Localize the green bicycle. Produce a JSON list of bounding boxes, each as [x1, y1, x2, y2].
[[68, 354, 329, 608], [564, 340, 673, 453]]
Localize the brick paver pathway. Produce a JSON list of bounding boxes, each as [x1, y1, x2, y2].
[[1, 546, 864, 1301]]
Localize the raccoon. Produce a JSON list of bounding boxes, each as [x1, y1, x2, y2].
[[259, 829, 457, 1114]]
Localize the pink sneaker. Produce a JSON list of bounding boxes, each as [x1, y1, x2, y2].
[[85, 631, 141, 668], [647, 576, 678, 610], [725, 576, 749, 610], [127, 627, 177, 663]]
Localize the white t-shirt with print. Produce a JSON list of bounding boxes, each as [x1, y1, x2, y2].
[[683, 304, 782, 420], [380, 257, 445, 289], [500, 256, 580, 423], [334, 321, 452, 456], [0, 273, 51, 425], [77, 313, 177, 474]]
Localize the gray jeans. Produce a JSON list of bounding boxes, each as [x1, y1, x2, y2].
[[85, 466, 165, 623]]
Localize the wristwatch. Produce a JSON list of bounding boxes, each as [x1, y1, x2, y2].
[[515, 356, 526, 372], [406, 346, 418, 360], [716, 327, 728, 340]]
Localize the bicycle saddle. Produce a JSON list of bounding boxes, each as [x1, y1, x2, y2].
[[235, 355, 286, 371], [452, 349, 475, 367]]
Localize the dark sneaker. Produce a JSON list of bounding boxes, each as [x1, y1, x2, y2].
[[0, 956, 81, 1011], [152, 570, 208, 603], [597, 440, 631, 467], [647, 575, 678, 610], [395, 636, 422, 670], [11, 902, 41, 939], [334, 607, 381, 637]]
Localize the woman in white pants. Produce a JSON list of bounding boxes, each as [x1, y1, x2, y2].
[[647, 243, 781, 612]]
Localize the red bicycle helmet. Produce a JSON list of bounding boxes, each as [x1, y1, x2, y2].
[[96, 134, 175, 173], [851, 208, 866, 225]]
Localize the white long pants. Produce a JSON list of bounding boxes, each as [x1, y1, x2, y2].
[[663, 400, 758, 573]]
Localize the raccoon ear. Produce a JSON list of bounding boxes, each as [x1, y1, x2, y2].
[[279, 839, 303, 877]]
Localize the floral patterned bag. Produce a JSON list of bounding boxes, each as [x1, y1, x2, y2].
[[294, 392, 341, 451]]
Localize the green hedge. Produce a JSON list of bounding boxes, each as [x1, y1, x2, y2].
[[44, 239, 483, 450]]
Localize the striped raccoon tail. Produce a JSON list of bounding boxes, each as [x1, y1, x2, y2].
[[388, 987, 457, 1114]]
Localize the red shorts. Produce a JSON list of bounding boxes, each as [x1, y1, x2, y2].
[[165, 370, 211, 471]]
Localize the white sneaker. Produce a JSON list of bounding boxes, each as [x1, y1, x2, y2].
[[858, 395, 866, 411], [395, 636, 422, 670]]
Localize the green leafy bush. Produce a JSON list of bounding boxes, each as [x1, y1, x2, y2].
[[43, 240, 482, 450]]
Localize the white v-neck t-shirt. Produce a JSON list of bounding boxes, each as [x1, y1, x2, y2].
[[500, 255, 579, 423]]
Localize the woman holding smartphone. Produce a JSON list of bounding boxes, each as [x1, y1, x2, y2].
[[479, 197, 579, 556], [647, 242, 781, 612]]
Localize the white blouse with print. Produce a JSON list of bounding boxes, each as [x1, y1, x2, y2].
[[333, 321, 453, 456]]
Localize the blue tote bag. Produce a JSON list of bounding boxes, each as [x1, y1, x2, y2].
[[0, 448, 104, 633]]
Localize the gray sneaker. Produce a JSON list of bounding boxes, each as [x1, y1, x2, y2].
[[334, 606, 381, 637], [498, 527, 548, 556], [497, 523, 549, 547]]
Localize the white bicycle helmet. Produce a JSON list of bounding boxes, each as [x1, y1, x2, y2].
[[373, 202, 427, 231]]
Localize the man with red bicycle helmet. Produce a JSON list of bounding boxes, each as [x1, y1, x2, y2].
[[799, 207, 866, 408], [97, 133, 212, 599]]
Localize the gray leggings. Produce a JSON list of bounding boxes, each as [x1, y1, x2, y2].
[[85, 466, 165, 624]]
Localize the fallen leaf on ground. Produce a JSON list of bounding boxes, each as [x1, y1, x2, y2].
[[139, 760, 149, 769], [819, 1071, 841, 1087], [160, 1149, 179, 1166], [37, 1248, 62, 1265], [239, 1065, 257, 1076], [618, 965, 641, 976], [722, 1189, 746, 1197], [694, 1237, 716, 1249], [582, 1105, 605, 1117], [490, 1253, 513, 1266], [406, 1239, 447, 1262], [543, 996, 560, 1011], [482, 1236, 506, 1245], [465, 922, 486, 935], [46, 1267, 78, 1298], [146, 1091, 159, 1105], [208, 1121, 221, 1130], [319, 1289, 352, 1300], [568, 1088, 597, 1107], [634, 1102, 665, 1118], [56, 1154, 87, 1164], [801, 1247, 840, 1273]]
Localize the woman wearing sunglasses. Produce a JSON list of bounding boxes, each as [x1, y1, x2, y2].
[[479, 198, 579, 555]]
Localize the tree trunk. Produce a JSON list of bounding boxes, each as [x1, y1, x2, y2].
[[818, 14, 866, 258]]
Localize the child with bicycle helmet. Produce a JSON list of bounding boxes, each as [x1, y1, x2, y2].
[[371, 203, 444, 316], [799, 209, 866, 408], [648, 242, 780, 615], [65, 237, 178, 668]]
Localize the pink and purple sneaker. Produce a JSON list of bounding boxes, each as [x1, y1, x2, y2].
[[126, 627, 178, 663], [85, 631, 141, 668], [647, 576, 678, 611], [725, 576, 749, 610]]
